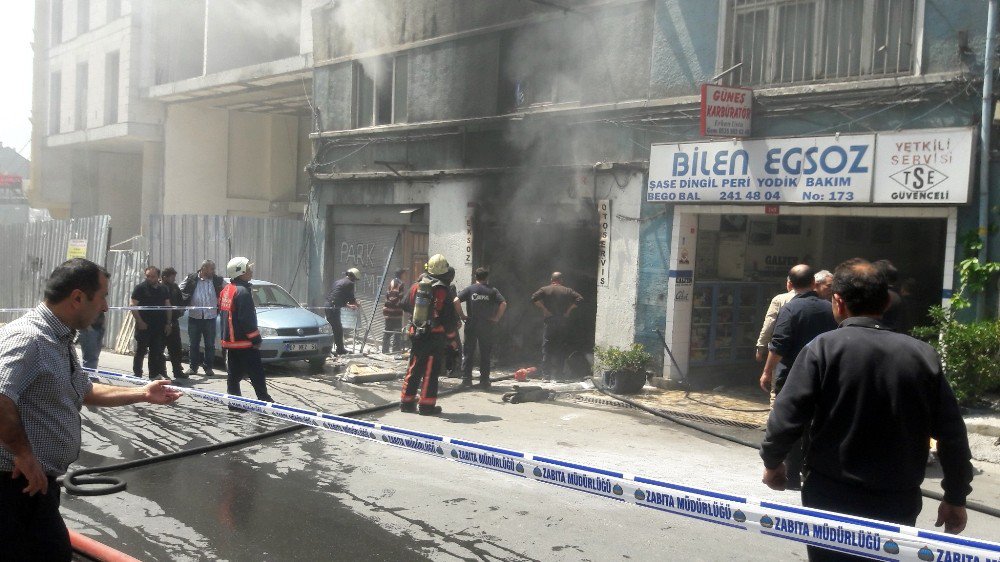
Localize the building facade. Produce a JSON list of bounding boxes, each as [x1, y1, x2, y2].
[[30, 0, 320, 244], [308, 0, 996, 380]]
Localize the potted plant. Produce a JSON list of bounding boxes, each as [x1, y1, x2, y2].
[[594, 344, 652, 394]]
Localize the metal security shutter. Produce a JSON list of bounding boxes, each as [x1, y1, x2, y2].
[[330, 224, 403, 350]]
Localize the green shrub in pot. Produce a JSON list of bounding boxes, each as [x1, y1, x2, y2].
[[594, 344, 652, 394]]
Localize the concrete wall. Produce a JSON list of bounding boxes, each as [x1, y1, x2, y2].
[[593, 171, 644, 349], [163, 104, 308, 217], [427, 181, 476, 291]]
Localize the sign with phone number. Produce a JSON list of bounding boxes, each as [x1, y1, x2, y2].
[[648, 128, 974, 205]]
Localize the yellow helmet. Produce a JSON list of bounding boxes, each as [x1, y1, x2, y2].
[[426, 254, 450, 276]]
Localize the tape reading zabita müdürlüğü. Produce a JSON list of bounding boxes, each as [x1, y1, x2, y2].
[[86, 369, 1000, 562]]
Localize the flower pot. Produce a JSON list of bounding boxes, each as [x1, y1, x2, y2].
[[603, 369, 646, 394]]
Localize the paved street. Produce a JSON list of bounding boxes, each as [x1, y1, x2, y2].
[[61, 350, 1000, 561]]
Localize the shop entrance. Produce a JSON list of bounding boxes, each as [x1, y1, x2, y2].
[[668, 208, 955, 386]]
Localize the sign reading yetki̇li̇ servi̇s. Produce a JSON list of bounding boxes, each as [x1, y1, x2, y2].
[[648, 133, 875, 203], [872, 127, 975, 204]]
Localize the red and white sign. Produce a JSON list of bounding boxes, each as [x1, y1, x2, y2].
[[700, 84, 753, 138]]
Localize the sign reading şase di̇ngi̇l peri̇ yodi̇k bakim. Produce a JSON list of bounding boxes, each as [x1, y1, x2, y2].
[[647, 127, 975, 205]]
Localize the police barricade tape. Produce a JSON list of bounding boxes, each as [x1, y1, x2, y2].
[[85, 368, 1000, 562], [0, 306, 217, 313]]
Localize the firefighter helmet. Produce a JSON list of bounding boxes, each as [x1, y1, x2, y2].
[[426, 254, 450, 276]]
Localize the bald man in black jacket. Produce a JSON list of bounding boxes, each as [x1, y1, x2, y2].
[[761, 258, 973, 562]]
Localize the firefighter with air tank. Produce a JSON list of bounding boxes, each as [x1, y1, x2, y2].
[[399, 254, 460, 416]]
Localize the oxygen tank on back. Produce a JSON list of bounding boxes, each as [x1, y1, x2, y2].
[[411, 274, 434, 330]]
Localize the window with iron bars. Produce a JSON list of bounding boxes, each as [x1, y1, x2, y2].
[[721, 0, 918, 87]]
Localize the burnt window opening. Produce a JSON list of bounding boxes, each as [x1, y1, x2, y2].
[[104, 51, 119, 125], [49, 71, 62, 134], [354, 54, 407, 128], [722, 0, 916, 87], [75, 62, 88, 131], [77, 0, 90, 35], [497, 23, 581, 114]]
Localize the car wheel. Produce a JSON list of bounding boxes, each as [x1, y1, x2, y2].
[[308, 356, 326, 373]]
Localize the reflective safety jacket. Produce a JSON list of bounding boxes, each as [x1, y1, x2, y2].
[[401, 275, 458, 340], [219, 279, 261, 349]]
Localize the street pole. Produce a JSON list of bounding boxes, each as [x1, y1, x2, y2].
[[979, 0, 997, 318]]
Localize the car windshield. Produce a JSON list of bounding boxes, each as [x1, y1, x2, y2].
[[251, 284, 299, 308]]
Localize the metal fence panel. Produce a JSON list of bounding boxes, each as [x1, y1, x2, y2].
[[148, 215, 309, 303], [105, 249, 148, 351], [0, 215, 110, 325]]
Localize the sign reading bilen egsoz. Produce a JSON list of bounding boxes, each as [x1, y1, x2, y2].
[[700, 84, 752, 137]]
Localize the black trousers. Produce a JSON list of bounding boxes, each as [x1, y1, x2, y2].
[[226, 348, 273, 402], [801, 471, 922, 562], [165, 322, 183, 376], [326, 307, 346, 352], [0, 473, 71, 562], [542, 316, 570, 379], [401, 335, 445, 407], [134, 326, 166, 378], [382, 317, 403, 353], [462, 322, 494, 383]]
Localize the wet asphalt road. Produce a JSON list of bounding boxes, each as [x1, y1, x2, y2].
[[61, 355, 1000, 561]]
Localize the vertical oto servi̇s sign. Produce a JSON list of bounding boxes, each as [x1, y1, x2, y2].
[[648, 134, 876, 203], [700, 84, 753, 137], [597, 200, 610, 287], [872, 127, 975, 204]]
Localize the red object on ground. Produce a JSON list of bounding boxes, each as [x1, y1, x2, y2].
[[513, 367, 537, 382], [69, 529, 143, 562]]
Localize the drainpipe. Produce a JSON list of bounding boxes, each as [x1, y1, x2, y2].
[[979, 0, 997, 318]]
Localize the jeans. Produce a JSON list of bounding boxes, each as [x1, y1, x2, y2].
[[382, 317, 403, 353], [134, 326, 166, 378], [165, 322, 183, 375], [0, 474, 71, 562], [78, 325, 104, 370], [801, 471, 921, 561], [326, 308, 346, 352], [462, 322, 494, 383], [541, 316, 570, 379], [188, 317, 217, 370], [226, 347, 273, 402]]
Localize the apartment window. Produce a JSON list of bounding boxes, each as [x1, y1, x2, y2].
[[77, 0, 90, 34], [49, 72, 62, 134], [51, 0, 63, 45], [107, 0, 121, 21], [75, 62, 88, 130], [354, 54, 407, 128], [722, 0, 917, 86], [104, 51, 119, 124], [497, 24, 580, 113]]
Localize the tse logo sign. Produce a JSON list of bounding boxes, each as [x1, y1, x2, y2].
[[889, 165, 948, 192]]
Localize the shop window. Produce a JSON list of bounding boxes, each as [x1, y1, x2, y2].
[[354, 54, 407, 128], [51, 0, 63, 45], [104, 51, 119, 125], [721, 0, 916, 86], [49, 71, 61, 134], [75, 62, 88, 131], [77, 0, 90, 34]]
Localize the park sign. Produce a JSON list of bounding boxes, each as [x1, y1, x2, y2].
[[647, 127, 975, 205], [700, 84, 753, 137]]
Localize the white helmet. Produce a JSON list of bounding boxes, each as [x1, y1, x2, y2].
[[227, 257, 253, 278], [347, 268, 361, 280]]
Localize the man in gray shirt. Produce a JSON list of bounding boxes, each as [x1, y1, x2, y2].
[[0, 258, 182, 561]]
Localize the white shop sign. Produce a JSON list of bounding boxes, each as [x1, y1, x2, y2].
[[648, 127, 976, 205], [648, 134, 875, 204], [872, 127, 975, 204]]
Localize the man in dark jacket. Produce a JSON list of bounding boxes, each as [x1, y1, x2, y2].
[[531, 272, 583, 381], [456, 267, 506, 388], [179, 259, 225, 376], [220, 257, 274, 410], [326, 268, 360, 355], [761, 259, 973, 561], [160, 267, 187, 379], [760, 264, 837, 489], [130, 266, 171, 380]]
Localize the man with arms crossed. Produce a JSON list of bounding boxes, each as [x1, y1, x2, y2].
[[0, 258, 182, 560]]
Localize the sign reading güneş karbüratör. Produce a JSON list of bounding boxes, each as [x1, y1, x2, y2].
[[647, 127, 975, 205]]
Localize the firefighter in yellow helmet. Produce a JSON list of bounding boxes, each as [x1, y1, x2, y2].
[[399, 254, 459, 415]]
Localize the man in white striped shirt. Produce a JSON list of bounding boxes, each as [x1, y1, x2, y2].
[[179, 260, 225, 376]]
